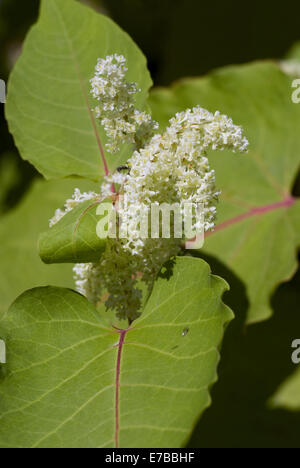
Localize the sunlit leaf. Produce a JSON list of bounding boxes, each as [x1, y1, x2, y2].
[[5, 0, 152, 180], [39, 197, 113, 264], [0, 257, 232, 448]]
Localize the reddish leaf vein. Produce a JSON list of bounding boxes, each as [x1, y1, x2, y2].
[[206, 196, 296, 238], [115, 328, 129, 448]]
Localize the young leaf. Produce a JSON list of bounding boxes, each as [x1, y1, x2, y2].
[[0, 257, 232, 448], [0, 178, 98, 319], [39, 198, 113, 264], [5, 0, 152, 180], [149, 62, 300, 323]]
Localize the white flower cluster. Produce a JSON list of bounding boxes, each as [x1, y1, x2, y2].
[[117, 106, 249, 255], [90, 54, 158, 153], [73, 237, 180, 323], [49, 188, 98, 227], [74, 242, 143, 323], [73, 107, 248, 321], [100, 171, 128, 198], [73, 262, 103, 303], [49, 56, 249, 323], [279, 59, 300, 77]]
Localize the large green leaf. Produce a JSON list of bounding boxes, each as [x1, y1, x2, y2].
[[5, 0, 152, 180], [0, 178, 98, 320], [149, 62, 300, 323], [188, 263, 300, 448], [39, 198, 113, 264], [0, 257, 232, 448]]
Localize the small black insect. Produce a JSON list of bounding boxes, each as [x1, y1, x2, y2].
[[117, 165, 131, 173], [182, 328, 189, 337]]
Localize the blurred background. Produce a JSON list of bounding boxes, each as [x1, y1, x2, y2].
[[1, 0, 300, 447]]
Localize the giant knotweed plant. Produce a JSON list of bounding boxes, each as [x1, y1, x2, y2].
[[0, 0, 300, 450], [49, 54, 248, 323]]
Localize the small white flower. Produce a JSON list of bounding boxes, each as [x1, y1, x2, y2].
[[75, 106, 248, 322], [49, 189, 99, 227], [49, 57, 251, 323], [117, 106, 249, 256], [101, 182, 113, 198], [90, 54, 158, 153]]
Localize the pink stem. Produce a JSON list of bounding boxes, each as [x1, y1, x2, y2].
[[206, 196, 296, 238], [115, 329, 128, 448]]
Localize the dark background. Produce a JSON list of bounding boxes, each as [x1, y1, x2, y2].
[[1, 0, 300, 448]]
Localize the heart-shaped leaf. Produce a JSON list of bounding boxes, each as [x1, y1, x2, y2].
[[0, 257, 232, 448], [149, 62, 300, 323], [5, 0, 152, 180], [39, 198, 113, 264]]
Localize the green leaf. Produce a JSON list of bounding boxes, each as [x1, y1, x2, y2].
[[270, 367, 300, 411], [149, 62, 300, 323], [0, 152, 21, 214], [271, 367, 300, 417], [0, 257, 232, 448], [286, 41, 300, 61], [0, 178, 98, 320], [188, 264, 300, 448], [39, 198, 113, 264], [5, 0, 152, 180]]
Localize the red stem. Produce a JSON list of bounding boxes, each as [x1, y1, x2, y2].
[[206, 196, 296, 238], [114, 329, 128, 448]]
